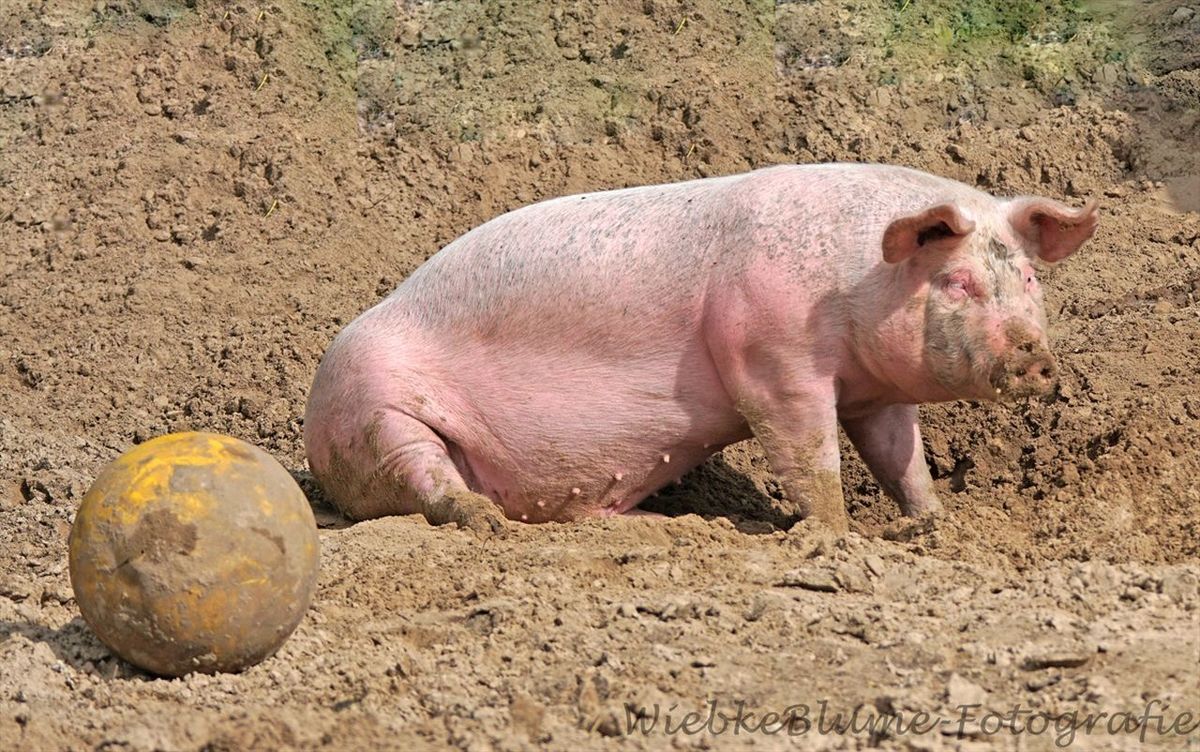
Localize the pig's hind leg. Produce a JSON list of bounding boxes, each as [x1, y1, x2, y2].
[[353, 410, 510, 536], [840, 404, 941, 517]]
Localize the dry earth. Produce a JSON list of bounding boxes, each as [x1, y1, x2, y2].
[[0, 1, 1197, 750]]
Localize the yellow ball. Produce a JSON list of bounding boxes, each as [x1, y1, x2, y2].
[[68, 432, 320, 676]]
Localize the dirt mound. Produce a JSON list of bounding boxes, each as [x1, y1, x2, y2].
[[0, 1, 1196, 749]]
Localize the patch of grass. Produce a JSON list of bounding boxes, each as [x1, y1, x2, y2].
[[89, 0, 197, 32], [311, 0, 393, 72], [873, 0, 1138, 100], [891, 0, 1086, 55]]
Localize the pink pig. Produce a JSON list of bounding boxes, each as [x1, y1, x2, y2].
[[304, 164, 1098, 534]]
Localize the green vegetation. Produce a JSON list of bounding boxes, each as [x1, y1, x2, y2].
[[889, 0, 1086, 54], [877, 0, 1129, 94]]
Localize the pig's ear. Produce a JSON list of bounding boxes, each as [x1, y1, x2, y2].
[[1008, 197, 1099, 263], [881, 202, 976, 264]]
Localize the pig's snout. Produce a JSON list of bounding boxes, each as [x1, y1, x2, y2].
[[1020, 354, 1057, 386], [988, 351, 1058, 399], [987, 325, 1059, 399]]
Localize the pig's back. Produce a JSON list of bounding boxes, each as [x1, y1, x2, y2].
[[385, 171, 755, 350], [382, 163, 986, 340]]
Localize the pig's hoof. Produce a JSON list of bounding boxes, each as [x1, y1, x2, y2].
[[430, 490, 511, 538], [796, 504, 851, 535], [456, 506, 511, 538], [792, 511, 850, 535], [881, 515, 937, 542], [900, 496, 944, 518], [908, 506, 944, 524]]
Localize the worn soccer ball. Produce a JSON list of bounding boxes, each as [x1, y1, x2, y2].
[[68, 432, 320, 676]]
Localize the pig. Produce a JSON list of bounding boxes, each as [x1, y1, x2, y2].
[[304, 163, 1098, 534]]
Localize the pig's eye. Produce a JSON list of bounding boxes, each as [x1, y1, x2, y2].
[[942, 271, 977, 302], [1024, 271, 1038, 291]]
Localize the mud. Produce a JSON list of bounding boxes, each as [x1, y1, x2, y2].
[[0, 1, 1197, 750]]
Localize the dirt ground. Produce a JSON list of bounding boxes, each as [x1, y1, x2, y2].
[[1, 1, 1198, 750]]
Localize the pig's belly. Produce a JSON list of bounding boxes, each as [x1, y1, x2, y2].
[[416, 351, 749, 522], [466, 431, 747, 522]]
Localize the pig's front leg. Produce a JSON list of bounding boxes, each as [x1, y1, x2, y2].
[[839, 404, 941, 517], [741, 394, 849, 533]]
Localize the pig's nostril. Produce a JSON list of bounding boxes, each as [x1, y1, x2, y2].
[[1024, 362, 1054, 382]]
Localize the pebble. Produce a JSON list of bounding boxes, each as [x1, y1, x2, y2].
[[833, 562, 871, 593], [594, 714, 621, 737], [1023, 648, 1092, 670], [778, 568, 839, 592], [743, 596, 768, 622], [1095, 63, 1125, 85], [397, 21, 421, 48], [1159, 569, 1198, 604], [946, 673, 988, 707], [863, 554, 886, 577], [1025, 673, 1061, 692]]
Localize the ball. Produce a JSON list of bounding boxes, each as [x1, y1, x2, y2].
[[68, 432, 320, 676]]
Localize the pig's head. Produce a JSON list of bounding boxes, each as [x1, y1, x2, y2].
[[879, 195, 1098, 402]]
